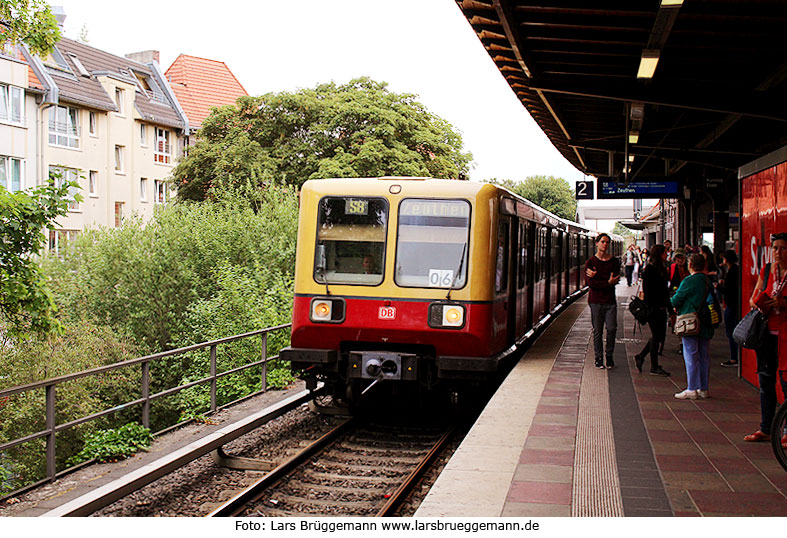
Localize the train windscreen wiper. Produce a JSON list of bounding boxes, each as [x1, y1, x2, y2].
[[446, 242, 467, 301]]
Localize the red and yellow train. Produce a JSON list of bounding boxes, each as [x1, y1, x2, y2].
[[280, 178, 621, 407]]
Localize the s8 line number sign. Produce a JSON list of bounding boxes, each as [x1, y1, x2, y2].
[[378, 306, 396, 320]]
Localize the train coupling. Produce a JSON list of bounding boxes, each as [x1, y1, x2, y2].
[[347, 351, 418, 381]]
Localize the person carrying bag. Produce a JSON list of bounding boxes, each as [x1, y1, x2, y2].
[[733, 263, 770, 350], [632, 244, 671, 377], [670, 254, 716, 399]]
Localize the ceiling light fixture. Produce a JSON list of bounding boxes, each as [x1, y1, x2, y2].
[[637, 50, 660, 79], [660, 0, 683, 6], [629, 132, 640, 144]]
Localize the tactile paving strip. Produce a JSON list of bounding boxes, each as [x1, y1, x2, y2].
[[571, 312, 625, 517]]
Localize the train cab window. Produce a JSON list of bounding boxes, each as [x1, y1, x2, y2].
[[314, 197, 388, 285], [395, 198, 470, 288]]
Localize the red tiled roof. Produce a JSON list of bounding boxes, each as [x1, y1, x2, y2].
[[164, 54, 248, 131], [27, 64, 43, 90]]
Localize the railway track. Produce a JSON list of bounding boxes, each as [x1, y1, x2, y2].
[[210, 419, 456, 517]]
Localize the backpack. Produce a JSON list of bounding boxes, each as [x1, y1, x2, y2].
[[698, 277, 722, 329]]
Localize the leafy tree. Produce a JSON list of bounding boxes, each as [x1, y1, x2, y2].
[[485, 176, 578, 221], [0, 0, 61, 56], [612, 221, 635, 237], [0, 180, 79, 336], [174, 77, 473, 200]]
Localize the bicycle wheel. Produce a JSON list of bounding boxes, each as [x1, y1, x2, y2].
[[772, 400, 787, 472]]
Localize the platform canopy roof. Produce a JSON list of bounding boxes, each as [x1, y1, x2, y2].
[[456, 0, 787, 189]]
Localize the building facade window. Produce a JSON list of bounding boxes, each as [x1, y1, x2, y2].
[[114, 145, 124, 173], [0, 156, 24, 192], [114, 201, 124, 227], [140, 177, 147, 201], [49, 165, 80, 211], [48, 229, 78, 253], [88, 111, 97, 136], [89, 170, 97, 196], [154, 128, 171, 164], [115, 88, 125, 115], [0, 84, 24, 125], [140, 123, 147, 146], [48, 105, 80, 148], [154, 179, 167, 204]]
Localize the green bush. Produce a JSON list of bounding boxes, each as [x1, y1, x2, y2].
[[67, 423, 152, 465], [0, 319, 141, 490]]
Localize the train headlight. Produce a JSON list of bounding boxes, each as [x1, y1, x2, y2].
[[443, 306, 464, 327], [312, 300, 332, 321], [428, 303, 465, 329], [310, 298, 345, 323]]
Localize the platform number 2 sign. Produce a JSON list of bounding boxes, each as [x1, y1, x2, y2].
[[575, 180, 594, 200]]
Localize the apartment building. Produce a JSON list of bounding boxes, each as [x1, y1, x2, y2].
[[0, 51, 38, 195], [16, 37, 187, 249]]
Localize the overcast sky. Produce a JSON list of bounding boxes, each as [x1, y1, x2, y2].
[[51, 0, 592, 185]]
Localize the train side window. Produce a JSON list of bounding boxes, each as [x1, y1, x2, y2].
[[314, 196, 388, 285], [495, 220, 509, 293]]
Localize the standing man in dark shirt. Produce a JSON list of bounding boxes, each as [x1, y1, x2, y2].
[[720, 250, 740, 367], [586, 233, 622, 369]]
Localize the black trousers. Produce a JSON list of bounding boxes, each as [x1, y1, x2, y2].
[[756, 333, 779, 434], [638, 308, 667, 369]]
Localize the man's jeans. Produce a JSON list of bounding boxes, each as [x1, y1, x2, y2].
[[590, 302, 617, 362]]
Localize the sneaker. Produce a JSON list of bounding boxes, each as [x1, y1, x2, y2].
[[674, 389, 698, 400], [606, 360, 615, 369], [720, 360, 738, 368], [743, 430, 770, 442], [649, 367, 670, 377], [595, 359, 605, 369], [697, 390, 709, 399]]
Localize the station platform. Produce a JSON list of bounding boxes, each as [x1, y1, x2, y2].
[[415, 284, 787, 517]]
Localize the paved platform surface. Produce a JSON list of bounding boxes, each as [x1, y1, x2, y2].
[[416, 284, 787, 517]]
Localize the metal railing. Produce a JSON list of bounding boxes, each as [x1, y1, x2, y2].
[[0, 323, 291, 496]]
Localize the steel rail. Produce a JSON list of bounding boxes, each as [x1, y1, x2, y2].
[[375, 426, 455, 517], [208, 417, 357, 517], [40, 387, 322, 517]]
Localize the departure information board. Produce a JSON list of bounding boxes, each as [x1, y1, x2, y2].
[[598, 179, 681, 199]]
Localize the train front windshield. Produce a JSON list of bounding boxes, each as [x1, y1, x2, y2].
[[395, 199, 470, 289], [314, 197, 388, 285]]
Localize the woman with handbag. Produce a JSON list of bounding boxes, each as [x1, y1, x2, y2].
[[670, 254, 716, 399], [744, 233, 787, 444], [633, 244, 672, 376]]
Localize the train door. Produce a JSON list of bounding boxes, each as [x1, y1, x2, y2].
[[516, 220, 529, 337], [494, 217, 516, 350], [525, 221, 535, 330], [550, 229, 562, 310], [506, 217, 518, 347]]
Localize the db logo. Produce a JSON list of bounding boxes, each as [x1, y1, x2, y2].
[[378, 306, 396, 320]]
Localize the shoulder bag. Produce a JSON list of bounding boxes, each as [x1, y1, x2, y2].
[[629, 281, 651, 325], [674, 275, 708, 336], [733, 263, 771, 349]]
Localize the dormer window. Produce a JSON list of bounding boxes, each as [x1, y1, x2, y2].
[[115, 88, 125, 115], [68, 53, 91, 77], [44, 47, 70, 70]]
